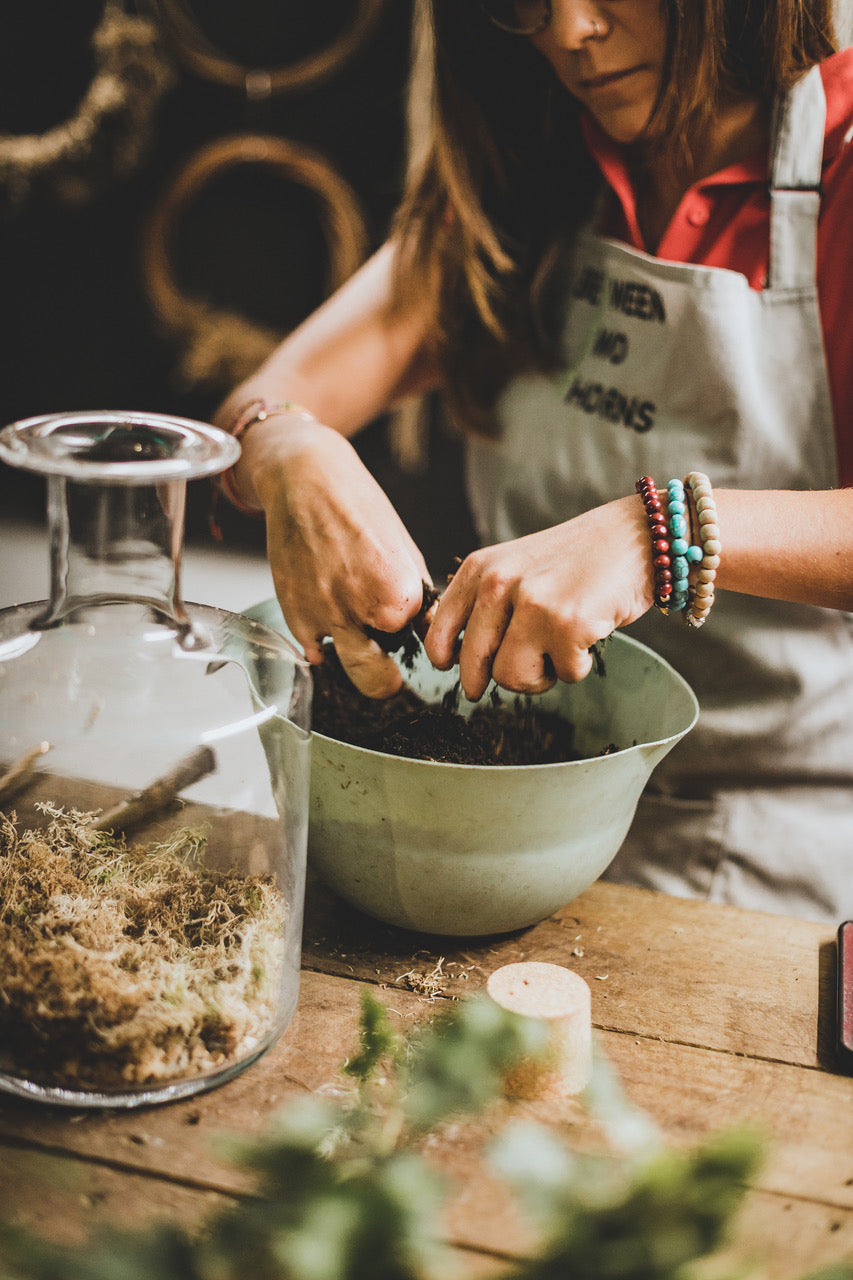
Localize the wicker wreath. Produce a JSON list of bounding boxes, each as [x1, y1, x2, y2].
[[143, 133, 369, 388], [145, 0, 388, 97], [0, 2, 175, 206]]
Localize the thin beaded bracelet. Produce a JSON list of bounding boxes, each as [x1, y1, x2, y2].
[[684, 470, 721, 628], [210, 398, 317, 539], [665, 477, 703, 614], [220, 398, 316, 514], [635, 475, 673, 612]]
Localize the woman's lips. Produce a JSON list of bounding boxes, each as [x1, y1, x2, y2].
[[580, 66, 646, 90]]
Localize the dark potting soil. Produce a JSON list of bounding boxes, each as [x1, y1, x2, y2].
[[310, 642, 590, 766]]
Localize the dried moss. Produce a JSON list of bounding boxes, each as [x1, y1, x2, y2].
[[0, 804, 288, 1090]]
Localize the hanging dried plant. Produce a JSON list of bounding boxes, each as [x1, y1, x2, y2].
[[0, 2, 175, 207]]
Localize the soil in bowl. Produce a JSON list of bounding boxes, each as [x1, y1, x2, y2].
[[311, 642, 614, 765]]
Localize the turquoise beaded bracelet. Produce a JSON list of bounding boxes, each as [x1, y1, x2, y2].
[[665, 477, 703, 614]]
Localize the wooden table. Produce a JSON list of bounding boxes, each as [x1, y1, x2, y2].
[[0, 875, 851, 1276]]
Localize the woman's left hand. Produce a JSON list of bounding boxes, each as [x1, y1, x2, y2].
[[424, 495, 655, 700]]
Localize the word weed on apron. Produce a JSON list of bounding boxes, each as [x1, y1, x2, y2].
[[466, 66, 852, 924]]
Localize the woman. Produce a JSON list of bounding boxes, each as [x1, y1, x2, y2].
[[214, 0, 853, 922]]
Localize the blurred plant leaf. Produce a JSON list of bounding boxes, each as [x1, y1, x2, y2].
[[203, 1147, 443, 1280], [343, 987, 400, 1084], [402, 993, 548, 1132], [506, 1127, 766, 1280], [581, 1038, 663, 1160], [0, 1221, 198, 1280], [1, 989, 849, 1280]]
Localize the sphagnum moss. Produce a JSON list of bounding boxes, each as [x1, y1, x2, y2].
[[0, 803, 288, 1089]]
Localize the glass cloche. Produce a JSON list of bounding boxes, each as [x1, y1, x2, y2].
[[0, 410, 311, 1107]]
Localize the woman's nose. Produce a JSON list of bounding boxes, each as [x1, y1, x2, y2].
[[546, 0, 609, 48]]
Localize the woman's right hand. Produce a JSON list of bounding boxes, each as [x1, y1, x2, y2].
[[252, 416, 432, 698], [212, 242, 440, 695]]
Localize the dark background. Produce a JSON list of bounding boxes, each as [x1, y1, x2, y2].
[[0, 0, 476, 579]]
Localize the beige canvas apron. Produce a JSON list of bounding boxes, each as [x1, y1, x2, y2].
[[466, 66, 853, 923]]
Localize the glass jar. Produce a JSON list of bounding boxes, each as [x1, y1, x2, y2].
[[0, 411, 311, 1107]]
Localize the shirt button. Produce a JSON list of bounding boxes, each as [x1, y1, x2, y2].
[[686, 201, 710, 227]]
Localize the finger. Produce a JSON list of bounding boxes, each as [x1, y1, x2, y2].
[[413, 580, 439, 640], [491, 642, 558, 695], [423, 561, 481, 670], [302, 639, 327, 666], [368, 578, 437, 650], [549, 642, 595, 684], [455, 594, 515, 702], [274, 608, 326, 666], [357, 558, 433, 643], [489, 603, 600, 689], [491, 642, 594, 690], [540, 610, 608, 684], [331, 626, 404, 699]]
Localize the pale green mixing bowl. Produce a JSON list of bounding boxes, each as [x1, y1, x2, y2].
[[245, 599, 698, 936]]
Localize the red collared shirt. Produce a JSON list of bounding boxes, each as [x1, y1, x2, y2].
[[582, 48, 853, 486]]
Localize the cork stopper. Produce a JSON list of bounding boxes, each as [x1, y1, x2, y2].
[[486, 961, 592, 1100]]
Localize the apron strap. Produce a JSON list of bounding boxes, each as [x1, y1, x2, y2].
[[768, 64, 826, 290]]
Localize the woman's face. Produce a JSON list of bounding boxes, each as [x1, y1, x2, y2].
[[528, 1, 669, 143]]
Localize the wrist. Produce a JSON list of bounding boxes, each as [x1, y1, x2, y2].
[[249, 413, 357, 513], [219, 398, 319, 515], [634, 473, 720, 627]]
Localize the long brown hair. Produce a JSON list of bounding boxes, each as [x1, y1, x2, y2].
[[391, 0, 836, 434]]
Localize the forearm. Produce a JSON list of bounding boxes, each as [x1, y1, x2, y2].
[[213, 243, 438, 512], [709, 487, 853, 611], [233, 412, 365, 516], [214, 304, 437, 440]]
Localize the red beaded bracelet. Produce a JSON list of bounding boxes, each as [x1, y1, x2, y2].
[[635, 475, 673, 613]]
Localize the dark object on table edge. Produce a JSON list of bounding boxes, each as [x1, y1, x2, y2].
[[838, 920, 853, 1073]]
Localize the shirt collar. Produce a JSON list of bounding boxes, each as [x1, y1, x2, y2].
[[579, 110, 769, 236]]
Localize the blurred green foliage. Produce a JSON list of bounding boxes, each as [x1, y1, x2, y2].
[[0, 988, 849, 1280]]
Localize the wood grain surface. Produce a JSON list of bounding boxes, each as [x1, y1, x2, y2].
[[0, 872, 850, 1276]]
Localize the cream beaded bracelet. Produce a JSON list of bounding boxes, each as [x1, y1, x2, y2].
[[684, 471, 720, 628]]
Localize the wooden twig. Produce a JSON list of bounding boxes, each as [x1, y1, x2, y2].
[[0, 742, 51, 804], [92, 744, 217, 833]]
